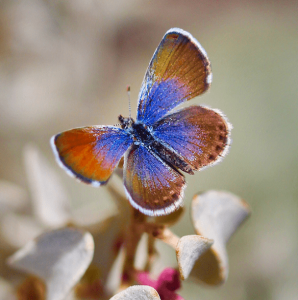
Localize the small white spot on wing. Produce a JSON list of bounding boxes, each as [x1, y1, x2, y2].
[[206, 73, 213, 85]]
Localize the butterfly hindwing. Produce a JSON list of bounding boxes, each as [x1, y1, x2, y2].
[[137, 28, 212, 125], [51, 126, 133, 186], [152, 106, 231, 171], [123, 144, 186, 216]]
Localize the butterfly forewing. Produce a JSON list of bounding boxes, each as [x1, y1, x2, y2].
[[137, 28, 212, 125], [52, 126, 133, 186], [124, 144, 186, 216]]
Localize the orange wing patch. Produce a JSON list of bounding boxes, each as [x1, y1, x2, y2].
[[52, 126, 132, 185]]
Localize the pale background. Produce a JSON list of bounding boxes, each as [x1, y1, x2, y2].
[[0, 1, 297, 299]]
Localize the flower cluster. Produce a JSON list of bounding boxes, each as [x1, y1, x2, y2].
[[0, 145, 250, 299]]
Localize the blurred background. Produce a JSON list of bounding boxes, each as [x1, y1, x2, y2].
[[0, 0, 297, 299]]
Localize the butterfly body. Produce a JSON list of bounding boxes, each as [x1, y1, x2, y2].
[[119, 115, 194, 175], [51, 28, 231, 216]]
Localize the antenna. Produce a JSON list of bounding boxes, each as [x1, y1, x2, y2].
[[127, 85, 131, 118]]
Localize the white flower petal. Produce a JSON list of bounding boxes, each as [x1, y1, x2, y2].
[[23, 144, 71, 227], [8, 227, 94, 300], [0, 180, 28, 216], [109, 285, 160, 300], [1, 213, 44, 249], [191, 190, 250, 285], [105, 246, 125, 295], [176, 235, 213, 280], [134, 233, 148, 270]]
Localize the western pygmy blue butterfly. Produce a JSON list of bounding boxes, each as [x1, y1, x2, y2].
[[51, 28, 231, 216]]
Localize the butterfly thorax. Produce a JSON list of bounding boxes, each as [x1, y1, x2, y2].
[[119, 115, 153, 144], [119, 115, 194, 175]]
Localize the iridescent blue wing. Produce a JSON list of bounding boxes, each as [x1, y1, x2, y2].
[[152, 106, 231, 171], [137, 28, 211, 125], [51, 126, 133, 186], [123, 144, 186, 216]]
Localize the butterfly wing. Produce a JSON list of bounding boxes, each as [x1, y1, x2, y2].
[[51, 126, 133, 186], [152, 106, 231, 171], [137, 28, 211, 125], [123, 144, 186, 216]]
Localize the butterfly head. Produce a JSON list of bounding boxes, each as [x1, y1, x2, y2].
[[118, 115, 135, 130]]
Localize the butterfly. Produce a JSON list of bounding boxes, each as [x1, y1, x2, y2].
[[51, 28, 231, 216]]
